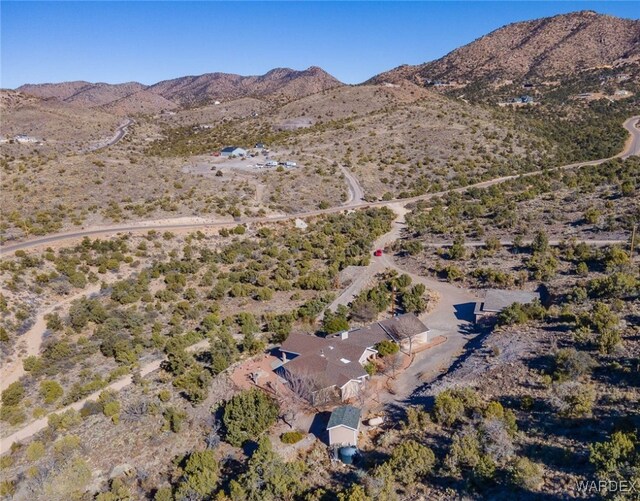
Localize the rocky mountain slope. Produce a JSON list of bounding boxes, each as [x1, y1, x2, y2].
[[0, 89, 120, 149], [16, 67, 343, 114], [370, 11, 640, 86], [148, 66, 343, 106]]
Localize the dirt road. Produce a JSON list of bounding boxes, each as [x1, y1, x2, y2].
[[0, 339, 209, 455], [4, 113, 637, 255], [0, 284, 103, 392]]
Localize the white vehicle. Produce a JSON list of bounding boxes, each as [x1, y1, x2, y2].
[[285, 161, 297, 167], [266, 161, 278, 167]]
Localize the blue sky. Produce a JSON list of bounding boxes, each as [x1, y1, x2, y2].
[[1, 1, 638, 88]]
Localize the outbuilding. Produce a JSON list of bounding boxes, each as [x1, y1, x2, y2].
[[220, 147, 247, 157], [327, 405, 361, 447], [474, 289, 541, 323]]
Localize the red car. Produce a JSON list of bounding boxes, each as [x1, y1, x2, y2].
[[374, 249, 383, 257]]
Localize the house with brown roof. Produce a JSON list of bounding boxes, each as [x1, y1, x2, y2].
[[277, 314, 429, 403], [378, 314, 431, 352]]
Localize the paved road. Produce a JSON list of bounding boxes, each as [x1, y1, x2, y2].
[[303, 152, 365, 206], [3, 114, 637, 255], [423, 239, 627, 248], [621, 117, 640, 158], [87, 118, 134, 152], [338, 164, 365, 205]]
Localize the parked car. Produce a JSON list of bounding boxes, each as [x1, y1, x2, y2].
[[374, 249, 383, 257]]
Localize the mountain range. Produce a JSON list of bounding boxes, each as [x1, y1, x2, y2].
[[13, 10, 640, 114], [17, 66, 344, 114]]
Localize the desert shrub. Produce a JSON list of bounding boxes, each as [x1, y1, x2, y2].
[[0, 405, 26, 425], [23, 355, 44, 374], [1, 382, 24, 406], [375, 340, 399, 357], [590, 431, 637, 478], [483, 401, 517, 431], [25, 441, 46, 461], [549, 381, 596, 418], [401, 284, 428, 314], [228, 437, 306, 500], [553, 348, 595, 381], [587, 272, 639, 299], [497, 300, 545, 326], [0, 456, 14, 469], [434, 392, 465, 427], [510, 457, 544, 491], [163, 406, 186, 433], [48, 409, 82, 431], [158, 389, 171, 402], [0, 480, 16, 497], [445, 428, 483, 474], [96, 478, 132, 501], [39, 380, 64, 404], [281, 431, 305, 444], [175, 450, 219, 500], [338, 484, 371, 501], [53, 434, 81, 457], [154, 487, 173, 501], [210, 331, 238, 375], [322, 310, 349, 334], [68, 297, 107, 331], [388, 439, 436, 485], [433, 387, 480, 426], [223, 388, 279, 446], [43, 457, 92, 500], [173, 365, 212, 404], [79, 400, 102, 418]]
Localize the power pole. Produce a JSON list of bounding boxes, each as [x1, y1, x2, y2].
[[630, 224, 637, 260]]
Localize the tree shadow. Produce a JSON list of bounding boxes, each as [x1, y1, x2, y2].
[[593, 357, 640, 388], [522, 441, 584, 470]]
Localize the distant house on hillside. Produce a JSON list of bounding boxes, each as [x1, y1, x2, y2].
[[327, 405, 361, 447], [14, 134, 38, 144], [220, 146, 247, 157], [276, 314, 429, 403], [474, 289, 540, 323]]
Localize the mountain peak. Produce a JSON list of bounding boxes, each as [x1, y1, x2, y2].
[[370, 10, 640, 85]]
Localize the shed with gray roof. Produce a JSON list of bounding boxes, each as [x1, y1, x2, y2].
[[474, 289, 540, 323], [327, 405, 361, 446]]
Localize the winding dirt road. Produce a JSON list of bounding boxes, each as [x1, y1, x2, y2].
[[3, 114, 637, 255]]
